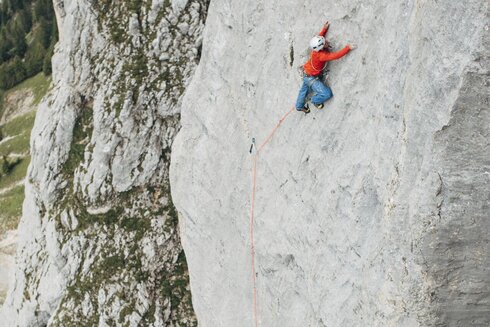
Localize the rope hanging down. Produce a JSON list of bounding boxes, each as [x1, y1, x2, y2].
[[249, 107, 294, 327]]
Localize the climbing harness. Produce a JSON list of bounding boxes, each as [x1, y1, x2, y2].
[[249, 107, 294, 326], [306, 75, 319, 88]]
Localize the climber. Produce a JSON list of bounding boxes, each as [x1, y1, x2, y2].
[[296, 21, 356, 113]]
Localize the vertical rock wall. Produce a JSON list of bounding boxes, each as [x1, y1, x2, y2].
[[170, 0, 489, 326]]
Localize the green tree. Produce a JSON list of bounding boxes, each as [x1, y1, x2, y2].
[[43, 40, 55, 75], [6, 18, 28, 58], [1, 155, 10, 175], [0, 0, 57, 84], [36, 18, 52, 48], [0, 56, 26, 89], [10, 35, 27, 58], [0, 155, 21, 175], [0, 30, 13, 62], [34, 0, 53, 21], [0, 3, 10, 27], [18, 8, 32, 31], [25, 41, 46, 76]]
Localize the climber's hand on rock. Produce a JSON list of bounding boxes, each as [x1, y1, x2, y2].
[[324, 21, 330, 30], [348, 43, 357, 50]]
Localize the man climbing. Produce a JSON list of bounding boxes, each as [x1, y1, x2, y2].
[[296, 21, 356, 113]]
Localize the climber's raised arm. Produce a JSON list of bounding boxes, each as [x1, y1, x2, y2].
[[316, 44, 351, 61], [319, 21, 330, 37]]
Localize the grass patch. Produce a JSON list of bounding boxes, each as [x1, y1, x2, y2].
[[0, 185, 24, 234], [0, 110, 36, 138], [0, 133, 30, 156], [62, 106, 93, 176], [0, 90, 4, 121], [75, 206, 124, 231], [0, 157, 29, 190], [99, 254, 126, 279], [7, 73, 52, 105]]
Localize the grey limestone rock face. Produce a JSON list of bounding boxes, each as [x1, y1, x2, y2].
[[170, 0, 489, 326], [421, 71, 489, 325], [1, 0, 209, 326]]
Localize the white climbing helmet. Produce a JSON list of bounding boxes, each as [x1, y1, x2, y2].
[[310, 36, 326, 52]]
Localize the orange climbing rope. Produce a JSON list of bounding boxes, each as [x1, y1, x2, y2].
[[249, 107, 295, 326], [257, 108, 295, 152], [250, 155, 259, 327]]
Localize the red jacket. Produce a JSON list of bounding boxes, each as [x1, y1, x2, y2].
[[303, 26, 351, 76]]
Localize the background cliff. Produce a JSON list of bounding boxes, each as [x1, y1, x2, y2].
[[170, 1, 489, 326], [1, 0, 208, 325]]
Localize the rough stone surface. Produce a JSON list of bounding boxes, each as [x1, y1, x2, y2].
[[421, 70, 490, 326], [1, 0, 208, 326], [170, 1, 489, 326]]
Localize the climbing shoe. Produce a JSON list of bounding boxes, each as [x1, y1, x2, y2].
[[314, 102, 324, 109], [299, 104, 310, 114]]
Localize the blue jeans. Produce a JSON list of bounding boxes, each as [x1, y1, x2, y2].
[[295, 76, 333, 110]]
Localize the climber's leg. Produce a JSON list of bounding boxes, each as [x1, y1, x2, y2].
[[311, 79, 333, 106], [295, 77, 312, 110]]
